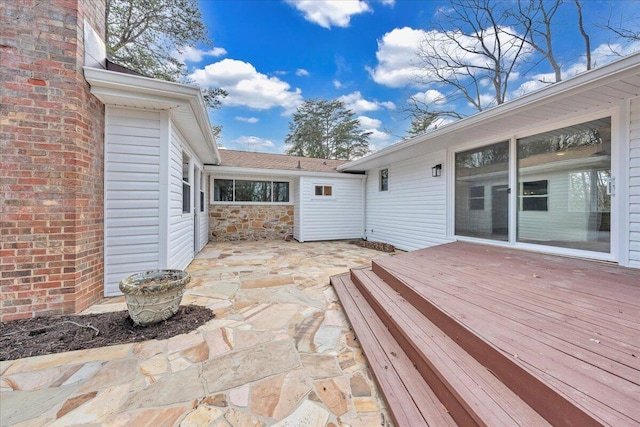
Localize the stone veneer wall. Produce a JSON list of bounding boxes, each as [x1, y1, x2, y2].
[[210, 205, 294, 241], [1, 0, 106, 320]]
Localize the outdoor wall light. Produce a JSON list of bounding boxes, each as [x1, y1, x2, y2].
[[432, 164, 442, 177]]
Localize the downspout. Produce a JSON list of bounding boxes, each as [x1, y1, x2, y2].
[[362, 174, 367, 241]]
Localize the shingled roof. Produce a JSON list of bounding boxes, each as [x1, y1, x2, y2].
[[216, 150, 348, 173]]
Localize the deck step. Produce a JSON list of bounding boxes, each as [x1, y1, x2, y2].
[[372, 252, 637, 426], [350, 268, 552, 427], [330, 272, 456, 427]]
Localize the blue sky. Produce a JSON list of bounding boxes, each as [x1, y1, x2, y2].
[[180, 0, 640, 154]]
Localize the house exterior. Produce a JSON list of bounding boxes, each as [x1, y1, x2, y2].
[[2, 0, 108, 321], [83, 68, 220, 296], [1, 0, 219, 317], [207, 150, 365, 243], [2, 0, 639, 321], [339, 52, 640, 268]]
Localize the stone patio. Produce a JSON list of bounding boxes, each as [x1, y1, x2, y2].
[[0, 241, 395, 426]]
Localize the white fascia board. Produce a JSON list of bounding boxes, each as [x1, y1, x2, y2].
[[204, 165, 364, 179], [340, 51, 640, 172], [83, 67, 221, 165]]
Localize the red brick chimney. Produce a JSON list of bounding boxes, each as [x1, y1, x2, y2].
[[1, 0, 107, 320]]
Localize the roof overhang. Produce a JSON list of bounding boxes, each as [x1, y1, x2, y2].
[[205, 165, 365, 179], [83, 67, 221, 165], [339, 51, 640, 172]]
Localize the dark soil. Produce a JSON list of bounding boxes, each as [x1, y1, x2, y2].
[[353, 239, 396, 253], [0, 305, 215, 361]]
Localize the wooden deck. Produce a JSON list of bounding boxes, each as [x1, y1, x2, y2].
[[331, 242, 640, 426]]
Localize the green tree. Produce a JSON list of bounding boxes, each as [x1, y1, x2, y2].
[[285, 99, 372, 160], [106, 0, 227, 128], [106, 0, 206, 81]]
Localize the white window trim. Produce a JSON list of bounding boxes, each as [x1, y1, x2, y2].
[[446, 108, 619, 263], [211, 178, 292, 204], [312, 184, 335, 199]]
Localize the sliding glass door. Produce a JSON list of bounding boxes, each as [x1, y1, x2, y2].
[[454, 117, 612, 255], [455, 141, 510, 241], [516, 117, 611, 253]]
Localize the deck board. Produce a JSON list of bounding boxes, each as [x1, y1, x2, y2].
[[373, 242, 640, 426], [353, 268, 552, 427], [330, 273, 456, 427]]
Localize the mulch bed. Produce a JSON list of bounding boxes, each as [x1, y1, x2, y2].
[[0, 305, 215, 361], [354, 239, 396, 253]]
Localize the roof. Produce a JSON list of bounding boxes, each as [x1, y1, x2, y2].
[[340, 51, 640, 172], [215, 150, 348, 173], [83, 66, 221, 164]]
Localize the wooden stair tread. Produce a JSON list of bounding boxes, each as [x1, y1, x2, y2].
[[351, 268, 552, 427], [330, 273, 456, 427], [373, 256, 640, 426]]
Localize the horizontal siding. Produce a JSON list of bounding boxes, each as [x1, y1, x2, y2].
[[104, 107, 161, 296], [365, 151, 448, 251], [198, 171, 209, 252], [518, 171, 596, 243], [629, 98, 640, 267], [168, 125, 194, 270], [293, 178, 301, 241], [300, 177, 363, 241]]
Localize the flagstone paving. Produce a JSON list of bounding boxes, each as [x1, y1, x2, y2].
[[0, 241, 395, 426]]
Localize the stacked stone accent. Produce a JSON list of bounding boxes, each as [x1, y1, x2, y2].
[[210, 205, 294, 241], [1, 0, 106, 320]]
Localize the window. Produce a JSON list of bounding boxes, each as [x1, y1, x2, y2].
[[469, 186, 485, 210], [315, 185, 333, 197], [199, 173, 205, 212], [521, 180, 548, 211], [182, 153, 190, 214], [517, 117, 611, 253], [380, 169, 388, 191], [212, 179, 289, 203], [455, 141, 509, 241]]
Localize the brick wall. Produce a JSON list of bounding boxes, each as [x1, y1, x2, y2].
[[210, 205, 294, 241], [1, 0, 106, 320]]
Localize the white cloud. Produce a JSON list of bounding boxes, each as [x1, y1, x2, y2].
[[190, 59, 303, 113], [174, 46, 227, 63], [333, 79, 343, 89], [358, 115, 391, 144], [296, 68, 310, 77], [368, 26, 528, 89], [285, 0, 371, 29], [380, 0, 395, 5], [233, 136, 275, 150], [366, 27, 425, 88], [380, 101, 396, 110], [235, 116, 259, 123], [509, 40, 640, 101], [410, 89, 446, 106], [338, 91, 396, 113]]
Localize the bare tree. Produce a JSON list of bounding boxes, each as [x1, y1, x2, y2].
[[404, 93, 463, 137], [574, 0, 591, 70], [603, 4, 640, 54], [414, 0, 529, 114], [509, 0, 563, 82]]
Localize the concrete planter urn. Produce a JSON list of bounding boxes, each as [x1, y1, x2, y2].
[[119, 269, 191, 326]]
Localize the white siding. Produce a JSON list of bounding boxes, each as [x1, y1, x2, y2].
[[104, 107, 161, 296], [293, 177, 302, 241], [299, 176, 364, 242], [198, 171, 209, 252], [365, 151, 448, 251], [168, 124, 194, 270], [629, 97, 640, 267], [518, 170, 601, 243]]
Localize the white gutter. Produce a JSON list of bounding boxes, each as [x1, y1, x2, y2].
[[339, 51, 640, 171], [205, 165, 365, 179], [83, 66, 221, 165]]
